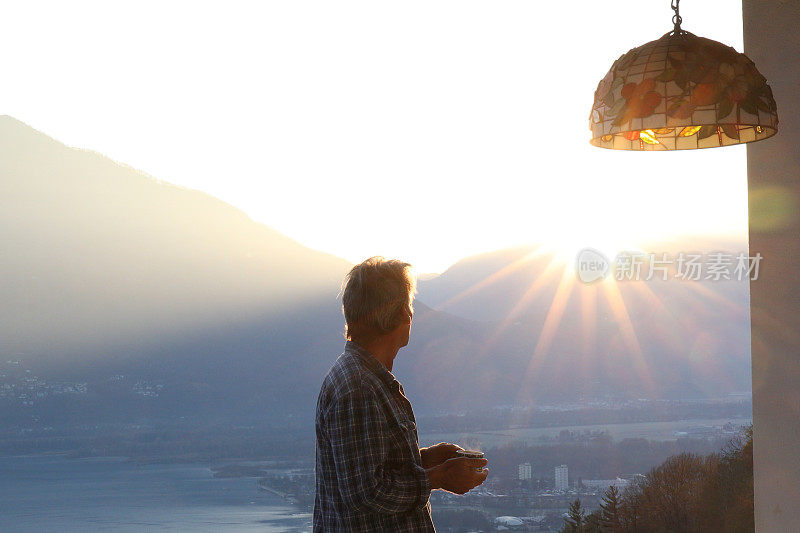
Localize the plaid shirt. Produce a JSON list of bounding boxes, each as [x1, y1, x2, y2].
[[314, 341, 434, 532]]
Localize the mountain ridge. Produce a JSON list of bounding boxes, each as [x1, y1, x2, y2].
[[0, 116, 751, 431], [1, 115, 352, 356]]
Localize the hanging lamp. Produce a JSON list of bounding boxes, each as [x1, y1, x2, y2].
[[589, 0, 778, 150]]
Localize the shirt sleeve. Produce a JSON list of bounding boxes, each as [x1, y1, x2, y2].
[[326, 386, 431, 514]]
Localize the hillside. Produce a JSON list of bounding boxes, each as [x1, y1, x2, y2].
[[0, 116, 751, 432], [416, 241, 752, 404], [0, 115, 351, 358], [0, 116, 486, 425]]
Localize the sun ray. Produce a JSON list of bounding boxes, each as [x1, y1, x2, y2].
[[462, 255, 568, 402], [515, 267, 576, 405], [680, 280, 749, 316], [472, 255, 567, 365], [435, 245, 552, 312], [619, 281, 686, 354], [496, 256, 564, 329], [578, 283, 598, 397], [580, 284, 597, 357], [599, 280, 658, 398]]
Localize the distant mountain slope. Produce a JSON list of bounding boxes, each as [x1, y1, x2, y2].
[[416, 242, 752, 404], [0, 115, 351, 357], [0, 116, 751, 431], [417, 245, 553, 322], [0, 116, 487, 425]]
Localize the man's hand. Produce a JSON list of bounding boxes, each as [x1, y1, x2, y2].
[[420, 442, 463, 469], [427, 457, 489, 495]]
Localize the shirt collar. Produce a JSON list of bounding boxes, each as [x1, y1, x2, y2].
[[345, 340, 400, 391]]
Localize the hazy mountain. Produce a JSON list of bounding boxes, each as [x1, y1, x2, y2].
[[0, 115, 351, 358], [415, 241, 752, 406], [0, 116, 751, 432], [0, 116, 486, 426]]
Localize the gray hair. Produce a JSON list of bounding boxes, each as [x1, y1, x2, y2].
[[342, 256, 417, 343]]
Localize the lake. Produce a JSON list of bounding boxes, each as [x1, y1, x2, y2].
[[0, 455, 311, 532]]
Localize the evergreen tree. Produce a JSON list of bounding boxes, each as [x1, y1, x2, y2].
[[563, 498, 586, 532], [598, 485, 622, 530], [584, 511, 602, 532]]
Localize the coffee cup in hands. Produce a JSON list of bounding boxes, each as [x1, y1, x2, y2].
[[456, 450, 485, 472]]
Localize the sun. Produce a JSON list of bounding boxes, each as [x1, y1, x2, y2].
[[539, 229, 645, 272]]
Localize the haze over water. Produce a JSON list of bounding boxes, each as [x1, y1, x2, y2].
[[0, 455, 311, 532]]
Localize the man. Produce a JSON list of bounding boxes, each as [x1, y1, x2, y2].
[[314, 257, 488, 531]]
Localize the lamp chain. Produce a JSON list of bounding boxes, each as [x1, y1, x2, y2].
[[671, 0, 682, 33]]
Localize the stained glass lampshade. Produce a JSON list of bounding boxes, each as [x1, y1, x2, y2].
[[589, 30, 778, 151]]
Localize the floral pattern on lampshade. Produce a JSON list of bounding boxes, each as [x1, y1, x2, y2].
[[590, 31, 778, 150]]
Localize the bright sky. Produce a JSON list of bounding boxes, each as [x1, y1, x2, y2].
[[2, 1, 747, 273]]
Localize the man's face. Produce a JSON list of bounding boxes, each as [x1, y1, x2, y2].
[[399, 304, 413, 348]]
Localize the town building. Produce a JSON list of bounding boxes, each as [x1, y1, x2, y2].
[[582, 477, 630, 492], [555, 464, 568, 491]]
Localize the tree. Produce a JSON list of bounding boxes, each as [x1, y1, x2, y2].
[[618, 478, 645, 532], [584, 511, 602, 532], [562, 428, 754, 533], [697, 426, 754, 533], [563, 498, 586, 532], [598, 485, 622, 531], [626, 452, 708, 532]]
